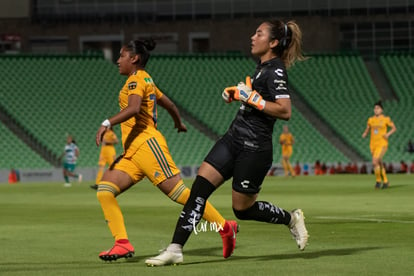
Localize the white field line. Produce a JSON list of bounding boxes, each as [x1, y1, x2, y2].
[[315, 216, 414, 224]]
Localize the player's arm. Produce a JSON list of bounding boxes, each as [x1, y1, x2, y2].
[[157, 94, 187, 133], [96, 94, 142, 146], [261, 98, 291, 120], [384, 121, 397, 140], [75, 147, 79, 157], [263, 70, 291, 120], [362, 123, 370, 138], [113, 133, 119, 144], [233, 72, 291, 119]]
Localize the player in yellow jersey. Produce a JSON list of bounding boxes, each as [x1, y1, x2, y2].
[[362, 101, 396, 189], [94, 38, 237, 262], [91, 127, 119, 190], [279, 125, 295, 177]]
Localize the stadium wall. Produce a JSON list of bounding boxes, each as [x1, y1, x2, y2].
[[1, 14, 412, 56]]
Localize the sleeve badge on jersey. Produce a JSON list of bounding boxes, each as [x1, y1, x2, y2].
[[128, 81, 137, 90]]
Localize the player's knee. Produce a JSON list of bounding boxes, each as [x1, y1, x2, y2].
[[233, 208, 251, 220], [96, 182, 120, 202]]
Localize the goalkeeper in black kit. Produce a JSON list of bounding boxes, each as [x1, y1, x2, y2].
[[146, 19, 309, 266]]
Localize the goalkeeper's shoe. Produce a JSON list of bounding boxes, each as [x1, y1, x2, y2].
[[145, 249, 183, 266], [382, 182, 389, 189], [375, 182, 381, 189], [99, 240, 135, 261], [219, 220, 238, 258], [288, 209, 309, 251]]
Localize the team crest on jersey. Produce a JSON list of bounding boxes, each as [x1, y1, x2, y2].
[[128, 81, 137, 90]]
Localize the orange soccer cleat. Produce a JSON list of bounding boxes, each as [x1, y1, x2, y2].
[[219, 220, 239, 259], [99, 240, 135, 261]]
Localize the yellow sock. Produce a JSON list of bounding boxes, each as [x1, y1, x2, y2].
[[203, 201, 226, 227], [381, 167, 388, 183], [96, 181, 128, 241], [168, 181, 226, 227], [95, 167, 104, 183], [287, 162, 295, 176], [374, 166, 381, 182], [282, 160, 288, 176]]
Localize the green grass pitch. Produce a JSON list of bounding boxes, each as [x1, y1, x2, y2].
[[0, 174, 413, 275]]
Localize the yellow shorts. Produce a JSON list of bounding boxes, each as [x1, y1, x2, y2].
[[98, 146, 116, 166], [113, 136, 180, 185], [282, 147, 293, 158], [370, 144, 388, 160]]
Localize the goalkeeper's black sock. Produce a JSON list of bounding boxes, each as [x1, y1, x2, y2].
[[171, 175, 216, 246], [233, 201, 291, 225]]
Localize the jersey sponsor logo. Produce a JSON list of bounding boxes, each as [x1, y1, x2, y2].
[[276, 85, 288, 90], [128, 81, 137, 90], [275, 68, 284, 77], [275, 94, 290, 99], [240, 180, 250, 189], [274, 79, 286, 84]]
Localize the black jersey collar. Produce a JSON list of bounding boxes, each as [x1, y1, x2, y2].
[[257, 57, 282, 69]]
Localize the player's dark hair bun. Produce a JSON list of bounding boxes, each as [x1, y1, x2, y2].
[[143, 38, 156, 51]]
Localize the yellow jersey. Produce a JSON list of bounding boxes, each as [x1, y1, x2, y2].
[[119, 70, 164, 157], [367, 114, 394, 147], [102, 129, 118, 145], [279, 132, 294, 151]]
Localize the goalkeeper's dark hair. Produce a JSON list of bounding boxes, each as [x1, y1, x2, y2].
[[125, 38, 156, 67], [264, 19, 306, 68]]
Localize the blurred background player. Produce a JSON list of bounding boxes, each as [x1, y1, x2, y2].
[[362, 100, 396, 189], [279, 125, 295, 177], [59, 135, 82, 187], [91, 127, 118, 190], [95, 38, 236, 262]]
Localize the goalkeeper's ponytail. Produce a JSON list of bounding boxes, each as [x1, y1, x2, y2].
[[265, 19, 306, 69], [126, 38, 157, 67]]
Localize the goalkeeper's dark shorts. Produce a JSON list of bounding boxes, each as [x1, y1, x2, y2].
[[204, 133, 272, 194]]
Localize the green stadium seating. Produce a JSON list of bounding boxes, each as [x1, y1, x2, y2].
[[0, 122, 51, 169], [273, 107, 349, 164], [148, 54, 350, 164], [379, 53, 414, 162], [289, 54, 380, 161], [0, 56, 123, 167], [0, 55, 215, 168], [6, 53, 411, 169]]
